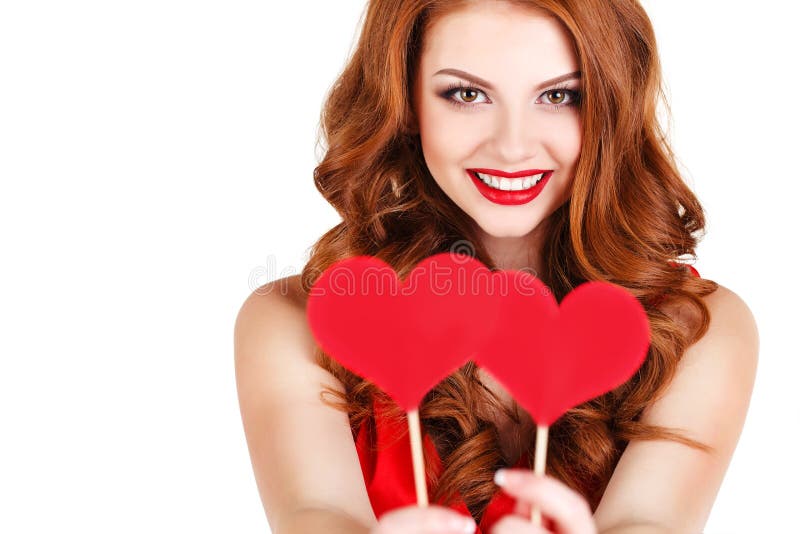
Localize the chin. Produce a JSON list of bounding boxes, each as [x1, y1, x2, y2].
[[473, 216, 544, 239]]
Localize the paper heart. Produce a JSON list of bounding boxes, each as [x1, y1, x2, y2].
[[306, 253, 500, 411], [474, 271, 650, 426]]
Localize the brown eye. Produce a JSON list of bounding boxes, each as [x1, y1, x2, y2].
[[546, 90, 566, 105], [441, 85, 488, 108], [460, 88, 479, 103]]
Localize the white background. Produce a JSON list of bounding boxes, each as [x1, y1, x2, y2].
[[0, 1, 796, 532]]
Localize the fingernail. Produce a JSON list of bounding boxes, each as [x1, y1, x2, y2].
[[448, 516, 476, 533], [494, 468, 507, 486]]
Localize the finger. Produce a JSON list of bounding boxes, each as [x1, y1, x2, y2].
[[508, 507, 558, 534], [495, 470, 596, 534], [377, 505, 477, 534], [489, 515, 553, 534], [511, 498, 559, 532]]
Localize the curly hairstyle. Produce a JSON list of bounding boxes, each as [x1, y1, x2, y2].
[[298, 0, 719, 522]]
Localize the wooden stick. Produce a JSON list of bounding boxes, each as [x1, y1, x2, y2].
[[407, 409, 429, 507], [531, 424, 549, 525]]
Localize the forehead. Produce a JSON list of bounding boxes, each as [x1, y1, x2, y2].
[[420, 2, 578, 76]]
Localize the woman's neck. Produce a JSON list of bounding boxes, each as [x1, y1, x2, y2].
[[477, 218, 549, 274]]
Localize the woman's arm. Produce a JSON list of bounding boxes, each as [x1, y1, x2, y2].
[[276, 507, 372, 534], [234, 276, 379, 534], [593, 284, 759, 533], [597, 525, 669, 534]]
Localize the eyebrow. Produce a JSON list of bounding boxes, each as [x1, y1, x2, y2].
[[433, 68, 581, 91]]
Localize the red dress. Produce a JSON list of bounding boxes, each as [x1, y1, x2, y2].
[[355, 395, 528, 533], [354, 264, 701, 533]]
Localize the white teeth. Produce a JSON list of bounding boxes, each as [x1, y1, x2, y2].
[[475, 172, 546, 191]]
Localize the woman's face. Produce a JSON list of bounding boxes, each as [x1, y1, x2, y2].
[[413, 2, 582, 239]]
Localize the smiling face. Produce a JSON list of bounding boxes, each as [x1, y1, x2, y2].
[[412, 1, 582, 241]]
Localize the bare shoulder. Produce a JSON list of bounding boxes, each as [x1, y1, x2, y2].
[[233, 274, 377, 531], [683, 283, 759, 389], [594, 283, 759, 531], [234, 274, 329, 399], [666, 282, 759, 439], [237, 274, 309, 317], [643, 282, 759, 450], [658, 280, 758, 384], [235, 274, 315, 366]]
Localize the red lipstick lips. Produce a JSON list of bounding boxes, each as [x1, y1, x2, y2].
[[467, 168, 553, 206]]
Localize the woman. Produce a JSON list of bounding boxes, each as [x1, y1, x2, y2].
[[234, 1, 758, 533]]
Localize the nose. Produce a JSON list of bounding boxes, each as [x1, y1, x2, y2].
[[491, 107, 538, 164]]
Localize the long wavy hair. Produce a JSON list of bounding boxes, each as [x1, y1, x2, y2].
[[299, 0, 718, 522]]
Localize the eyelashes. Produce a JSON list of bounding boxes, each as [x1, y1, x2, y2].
[[440, 81, 582, 112]]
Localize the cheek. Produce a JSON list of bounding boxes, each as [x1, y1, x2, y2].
[[418, 90, 491, 141], [553, 119, 582, 165], [419, 105, 477, 171], [418, 105, 446, 159], [542, 118, 581, 198]]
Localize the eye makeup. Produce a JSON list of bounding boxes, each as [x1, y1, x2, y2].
[[438, 81, 582, 112]]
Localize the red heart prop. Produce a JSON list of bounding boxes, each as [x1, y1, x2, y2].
[[306, 253, 500, 411], [474, 271, 650, 426]]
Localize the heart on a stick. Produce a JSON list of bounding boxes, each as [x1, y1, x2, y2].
[[474, 270, 650, 426], [306, 253, 500, 411]]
